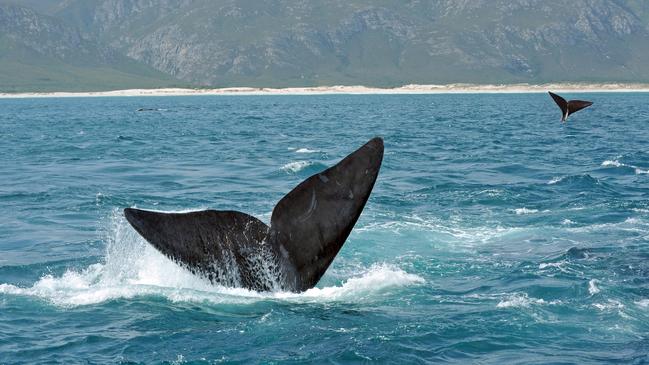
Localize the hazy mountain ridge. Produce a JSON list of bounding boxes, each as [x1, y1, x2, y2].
[[0, 3, 103, 62], [2, 0, 649, 91], [0, 2, 182, 91]]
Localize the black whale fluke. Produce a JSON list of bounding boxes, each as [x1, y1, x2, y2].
[[124, 137, 384, 292], [548, 91, 593, 122]]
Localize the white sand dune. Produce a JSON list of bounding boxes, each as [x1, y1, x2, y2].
[[2, 83, 649, 98]]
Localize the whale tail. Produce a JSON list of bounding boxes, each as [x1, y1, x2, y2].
[[124, 137, 384, 292], [549, 91, 593, 122], [123, 208, 274, 289]]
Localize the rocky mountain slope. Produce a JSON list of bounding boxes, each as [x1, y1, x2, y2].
[[0, 2, 180, 91], [2, 0, 649, 91]]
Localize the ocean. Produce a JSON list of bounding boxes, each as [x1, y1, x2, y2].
[[1, 93, 648, 363]]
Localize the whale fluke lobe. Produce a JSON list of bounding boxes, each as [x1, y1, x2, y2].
[[548, 91, 593, 122], [549, 92, 568, 120], [124, 208, 275, 290], [567, 100, 593, 116], [270, 137, 384, 291], [124, 137, 384, 292]]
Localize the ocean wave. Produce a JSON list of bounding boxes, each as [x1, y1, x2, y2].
[[355, 213, 649, 252], [635, 299, 649, 308], [601, 160, 624, 168], [547, 174, 602, 186], [496, 293, 560, 308], [588, 279, 600, 295], [539, 261, 566, 270], [537, 259, 586, 276], [280, 161, 312, 173], [565, 217, 649, 233], [295, 148, 320, 154], [355, 214, 524, 246], [513, 207, 539, 215], [601, 159, 649, 175], [593, 299, 624, 311], [0, 211, 423, 307]]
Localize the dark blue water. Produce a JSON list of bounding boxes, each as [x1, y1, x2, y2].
[[1, 94, 649, 364]]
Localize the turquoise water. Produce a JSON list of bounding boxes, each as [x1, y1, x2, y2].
[[1, 94, 649, 363]]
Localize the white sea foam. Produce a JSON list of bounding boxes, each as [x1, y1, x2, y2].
[[356, 214, 523, 247], [496, 293, 559, 308], [593, 299, 625, 311], [356, 213, 649, 257], [295, 148, 320, 154], [281, 161, 312, 173], [278, 264, 424, 301], [0, 211, 423, 307], [565, 217, 649, 234], [635, 299, 649, 308], [513, 208, 539, 215], [601, 159, 649, 175], [547, 176, 563, 185], [602, 160, 624, 167], [588, 279, 600, 295], [539, 261, 564, 270], [171, 355, 186, 365]]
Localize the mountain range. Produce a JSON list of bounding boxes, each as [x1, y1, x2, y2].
[[2, 0, 649, 91]]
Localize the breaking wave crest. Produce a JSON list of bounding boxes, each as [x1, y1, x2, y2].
[[496, 293, 561, 308], [295, 148, 320, 154], [0, 210, 423, 307], [601, 159, 649, 175], [513, 207, 539, 215]]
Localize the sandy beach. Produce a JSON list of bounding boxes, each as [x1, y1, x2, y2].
[[2, 83, 649, 98]]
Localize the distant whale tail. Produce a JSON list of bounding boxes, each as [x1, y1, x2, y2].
[[124, 137, 384, 292], [549, 91, 593, 122]]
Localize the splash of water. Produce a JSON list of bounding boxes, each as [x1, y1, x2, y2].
[[0, 210, 424, 307]]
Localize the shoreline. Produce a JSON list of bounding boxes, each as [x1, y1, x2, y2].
[[2, 83, 649, 98]]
